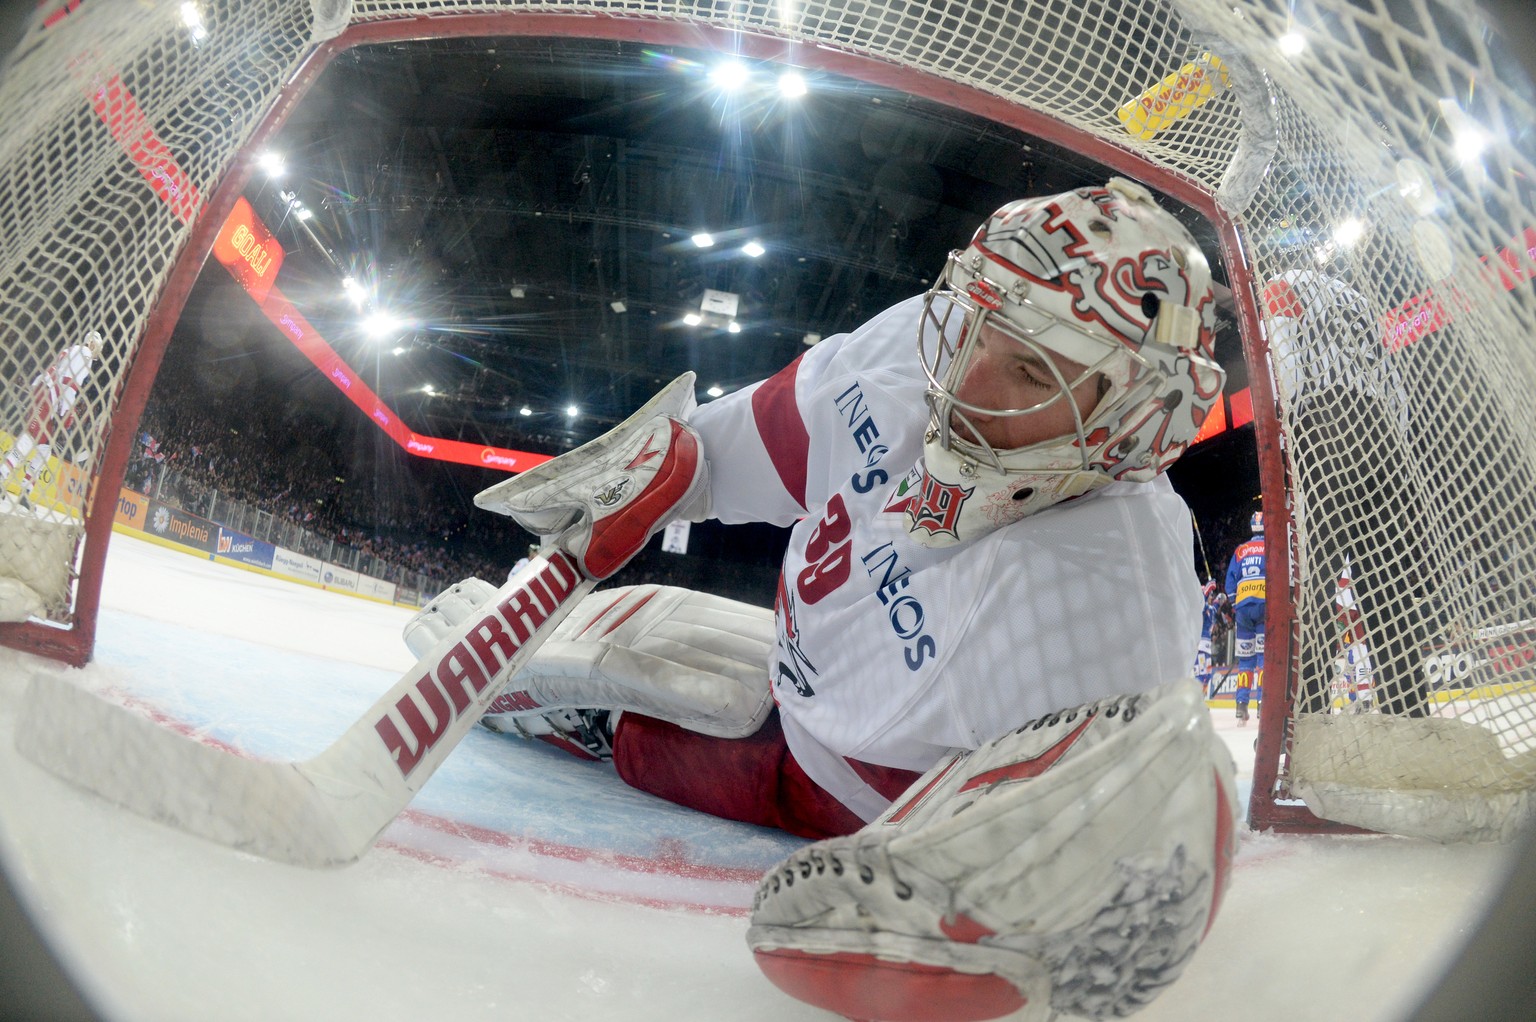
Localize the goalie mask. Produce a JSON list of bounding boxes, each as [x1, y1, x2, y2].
[[905, 177, 1225, 546]]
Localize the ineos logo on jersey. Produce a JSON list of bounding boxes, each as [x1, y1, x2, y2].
[[860, 542, 937, 670], [833, 381, 890, 493]]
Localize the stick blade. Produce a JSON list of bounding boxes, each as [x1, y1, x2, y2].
[[16, 677, 390, 867]]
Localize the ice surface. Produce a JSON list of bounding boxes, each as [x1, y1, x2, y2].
[[0, 534, 1516, 1021]]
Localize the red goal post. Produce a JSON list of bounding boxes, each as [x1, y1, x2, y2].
[[0, 0, 1532, 842]]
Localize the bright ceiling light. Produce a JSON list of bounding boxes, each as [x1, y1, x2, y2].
[[1452, 122, 1491, 165], [180, 2, 207, 42], [391, 346, 405, 356], [342, 277, 366, 306], [778, 71, 808, 98], [363, 311, 405, 338], [519, 406, 532, 417], [710, 62, 750, 91], [684, 313, 703, 326], [565, 404, 579, 418], [742, 240, 766, 258], [422, 384, 435, 395], [691, 232, 715, 248], [1277, 31, 1306, 56], [1333, 218, 1366, 247], [727, 320, 742, 334], [258, 151, 285, 178], [510, 285, 526, 298], [1438, 98, 1492, 176], [707, 385, 725, 398], [610, 300, 627, 313], [295, 206, 313, 221]]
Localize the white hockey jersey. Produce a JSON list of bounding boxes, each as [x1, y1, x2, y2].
[[35, 343, 95, 421], [688, 294, 1203, 820]]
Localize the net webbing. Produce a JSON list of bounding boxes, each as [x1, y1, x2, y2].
[[1, 0, 1531, 835]]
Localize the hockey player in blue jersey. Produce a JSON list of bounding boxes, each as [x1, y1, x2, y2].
[[1195, 580, 1232, 698], [1225, 511, 1266, 724]]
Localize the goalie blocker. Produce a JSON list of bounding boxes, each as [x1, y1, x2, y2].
[[748, 679, 1238, 1022]]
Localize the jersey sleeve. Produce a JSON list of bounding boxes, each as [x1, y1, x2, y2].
[[687, 330, 854, 527]]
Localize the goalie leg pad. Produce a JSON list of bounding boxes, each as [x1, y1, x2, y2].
[[747, 679, 1238, 1022], [490, 584, 775, 739], [409, 579, 775, 740]]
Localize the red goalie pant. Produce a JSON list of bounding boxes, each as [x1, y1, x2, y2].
[[612, 710, 919, 840]]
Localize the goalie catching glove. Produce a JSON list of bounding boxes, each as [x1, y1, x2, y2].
[[747, 679, 1238, 1022], [475, 372, 709, 581]]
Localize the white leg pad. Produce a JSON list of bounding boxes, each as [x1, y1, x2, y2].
[[494, 584, 774, 739]]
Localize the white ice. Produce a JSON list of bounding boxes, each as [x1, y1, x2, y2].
[[0, 533, 1517, 1022]]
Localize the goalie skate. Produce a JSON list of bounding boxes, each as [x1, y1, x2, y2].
[[747, 679, 1238, 1022], [481, 708, 615, 762]]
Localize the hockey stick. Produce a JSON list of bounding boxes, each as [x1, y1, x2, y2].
[[15, 549, 596, 867]]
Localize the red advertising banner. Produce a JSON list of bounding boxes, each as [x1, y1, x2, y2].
[[76, 60, 201, 225], [251, 276, 550, 473]]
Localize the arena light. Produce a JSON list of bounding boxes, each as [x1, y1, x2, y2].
[[691, 232, 715, 248], [257, 151, 285, 178], [519, 406, 532, 417], [684, 312, 703, 326], [727, 320, 742, 334], [180, 2, 208, 44], [1277, 31, 1306, 56], [565, 404, 580, 418], [1333, 218, 1366, 248], [1438, 98, 1492, 184], [742, 240, 766, 258], [342, 276, 366, 307], [362, 310, 406, 338], [710, 61, 750, 91], [707, 385, 725, 397], [778, 71, 808, 98]]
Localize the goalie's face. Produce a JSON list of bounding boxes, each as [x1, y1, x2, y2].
[[947, 319, 1106, 455]]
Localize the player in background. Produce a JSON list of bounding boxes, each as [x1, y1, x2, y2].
[[1335, 562, 1373, 711], [1225, 511, 1265, 724], [1261, 269, 1429, 717], [1, 330, 102, 511], [409, 179, 1238, 1022], [1196, 579, 1233, 698]]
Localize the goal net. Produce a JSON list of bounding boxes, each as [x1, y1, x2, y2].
[[1, 0, 1532, 841]]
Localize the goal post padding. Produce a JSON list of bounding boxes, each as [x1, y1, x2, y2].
[[1, 0, 1533, 840]]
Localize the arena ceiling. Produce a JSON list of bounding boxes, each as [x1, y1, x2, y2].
[[173, 32, 1235, 457]]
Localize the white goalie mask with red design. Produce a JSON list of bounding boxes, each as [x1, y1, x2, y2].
[[904, 177, 1225, 546]]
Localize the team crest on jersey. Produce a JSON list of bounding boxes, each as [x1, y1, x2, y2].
[[592, 477, 630, 508], [884, 465, 972, 540]]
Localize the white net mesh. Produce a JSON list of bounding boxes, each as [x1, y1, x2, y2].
[[1, 0, 1532, 837]]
